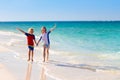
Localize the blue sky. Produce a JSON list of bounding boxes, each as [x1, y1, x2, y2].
[[0, 0, 120, 21]]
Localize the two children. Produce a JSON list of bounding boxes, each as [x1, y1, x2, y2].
[[17, 24, 56, 62]]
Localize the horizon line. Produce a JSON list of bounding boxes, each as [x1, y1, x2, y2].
[[0, 20, 120, 22]]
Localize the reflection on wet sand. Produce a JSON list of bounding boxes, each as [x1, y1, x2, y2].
[[40, 64, 46, 80], [26, 63, 33, 80]]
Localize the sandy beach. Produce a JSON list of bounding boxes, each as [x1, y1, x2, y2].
[[0, 63, 16, 80], [0, 46, 120, 80], [0, 37, 120, 80], [0, 45, 55, 80]]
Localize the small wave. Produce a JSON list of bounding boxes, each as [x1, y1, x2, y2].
[[46, 60, 120, 73], [0, 30, 23, 37], [0, 30, 26, 46], [97, 53, 120, 60], [7, 39, 24, 46], [36, 62, 62, 80]]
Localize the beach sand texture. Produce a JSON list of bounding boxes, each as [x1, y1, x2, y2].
[[0, 44, 120, 80]]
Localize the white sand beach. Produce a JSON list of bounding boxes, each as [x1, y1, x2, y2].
[[0, 45, 55, 80], [0, 31, 120, 80], [0, 45, 120, 80], [0, 63, 16, 80]]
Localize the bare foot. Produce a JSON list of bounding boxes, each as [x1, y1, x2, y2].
[[43, 59, 45, 62], [31, 59, 33, 62]]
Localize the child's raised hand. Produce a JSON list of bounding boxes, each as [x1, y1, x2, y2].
[[16, 28, 25, 34], [50, 24, 56, 32]]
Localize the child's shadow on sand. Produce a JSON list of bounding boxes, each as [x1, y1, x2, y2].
[[40, 64, 46, 80], [49, 60, 120, 72], [26, 62, 33, 80]]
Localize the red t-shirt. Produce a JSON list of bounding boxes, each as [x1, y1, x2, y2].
[[25, 33, 35, 46]]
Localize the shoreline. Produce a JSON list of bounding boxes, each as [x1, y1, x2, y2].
[[0, 30, 120, 80]]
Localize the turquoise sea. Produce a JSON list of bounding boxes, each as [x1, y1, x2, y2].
[[0, 21, 120, 67]]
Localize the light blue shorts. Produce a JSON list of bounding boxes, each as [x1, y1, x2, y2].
[[44, 44, 50, 48]]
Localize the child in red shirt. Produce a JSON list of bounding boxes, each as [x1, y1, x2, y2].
[[17, 28, 36, 62]]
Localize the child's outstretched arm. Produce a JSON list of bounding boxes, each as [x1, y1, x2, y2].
[[50, 24, 56, 32], [16, 28, 26, 34]]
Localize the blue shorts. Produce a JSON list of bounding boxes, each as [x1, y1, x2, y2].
[[28, 46, 34, 51]]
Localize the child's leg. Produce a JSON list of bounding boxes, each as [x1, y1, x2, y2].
[[31, 50, 34, 61], [43, 46, 46, 62], [28, 50, 31, 61], [46, 48, 49, 61]]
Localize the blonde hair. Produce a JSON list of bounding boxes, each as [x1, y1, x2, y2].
[[28, 28, 34, 33]]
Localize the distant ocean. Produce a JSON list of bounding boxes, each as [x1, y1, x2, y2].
[[0, 21, 120, 68]]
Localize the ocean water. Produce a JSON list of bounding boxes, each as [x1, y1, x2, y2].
[[0, 21, 120, 68]]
